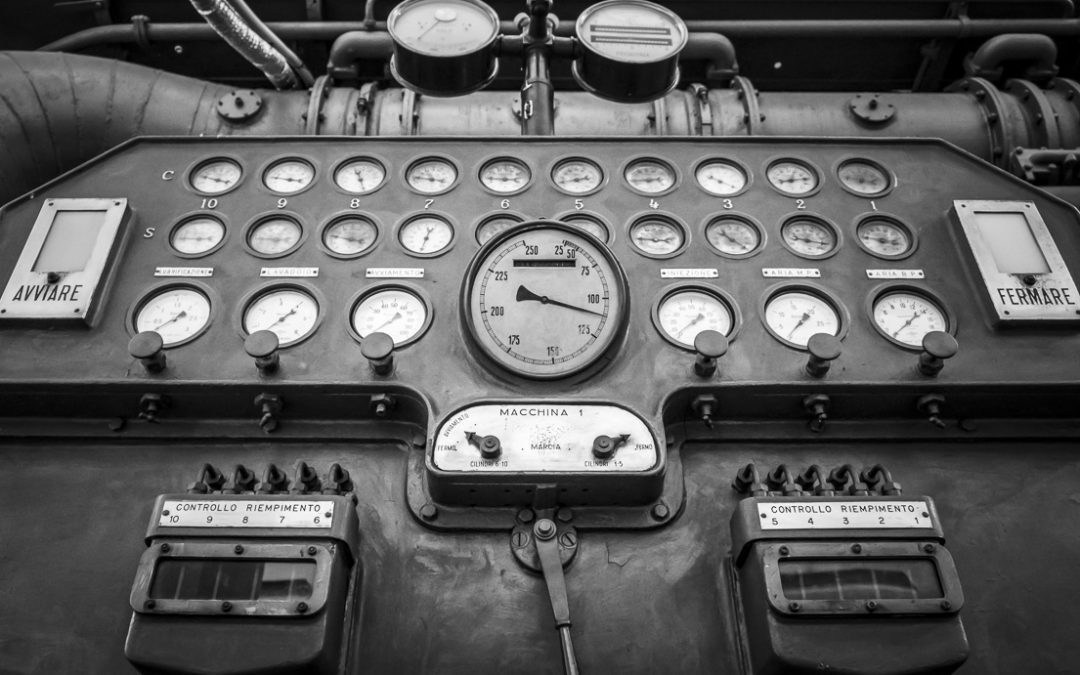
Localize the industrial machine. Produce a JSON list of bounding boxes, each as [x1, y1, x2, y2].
[[2, 1, 1079, 673]]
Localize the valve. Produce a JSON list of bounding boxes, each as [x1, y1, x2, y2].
[[129, 331, 166, 374], [732, 463, 768, 497], [802, 394, 830, 433], [293, 461, 322, 494], [691, 394, 719, 429], [862, 464, 903, 495], [137, 393, 167, 423], [244, 330, 280, 375], [767, 464, 803, 496], [804, 333, 841, 378], [693, 329, 728, 378], [254, 393, 283, 434], [466, 431, 503, 459], [796, 465, 834, 496], [828, 464, 870, 496], [222, 464, 257, 493], [370, 393, 396, 418], [187, 463, 225, 494], [257, 463, 290, 494], [322, 463, 354, 495], [916, 393, 948, 429], [361, 332, 394, 376], [918, 331, 958, 377], [591, 433, 629, 460]]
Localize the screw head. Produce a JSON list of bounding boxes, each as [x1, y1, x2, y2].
[[160, 543, 171, 553], [222, 601, 232, 612], [866, 600, 878, 612], [789, 601, 801, 612], [534, 519, 556, 540], [144, 599, 156, 610], [851, 543, 862, 554], [651, 503, 670, 521], [419, 504, 438, 521], [923, 543, 936, 553], [517, 508, 535, 524], [778, 546, 790, 556], [234, 545, 244, 555], [307, 546, 318, 556], [556, 508, 573, 523], [297, 602, 309, 613], [940, 600, 952, 611]]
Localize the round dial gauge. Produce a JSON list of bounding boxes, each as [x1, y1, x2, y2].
[[263, 159, 315, 194], [764, 290, 842, 348], [323, 217, 377, 257], [480, 158, 531, 194], [243, 288, 319, 347], [352, 287, 430, 346], [781, 218, 837, 258], [135, 287, 212, 347], [406, 157, 458, 194], [190, 159, 242, 195], [388, 0, 499, 56], [838, 159, 891, 196], [624, 159, 676, 194], [476, 214, 524, 245], [857, 217, 912, 258], [872, 291, 949, 348], [560, 214, 610, 243], [630, 217, 685, 257], [171, 216, 225, 256], [552, 158, 604, 195], [705, 217, 761, 257], [577, 0, 687, 63], [767, 160, 818, 196], [334, 158, 386, 194], [464, 222, 628, 379], [696, 160, 748, 196], [248, 217, 302, 256], [399, 215, 454, 255], [655, 288, 734, 349]]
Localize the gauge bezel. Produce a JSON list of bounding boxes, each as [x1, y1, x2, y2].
[[627, 212, 690, 259], [474, 211, 526, 245], [621, 156, 680, 197], [346, 282, 434, 349], [395, 212, 457, 258], [186, 156, 244, 197], [554, 211, 613, 245], [764, 157, 823, 198], [127, 281, 219, 349], [168, 212, 229, 259], [702, 212, 765, 260], [477, 156, 533, 196], [760, 282, 850, 351], [243, 212, 307, 259], [403, 155, 461, 196], [259, 156, 318, 196], [866, 283, 956, 352], [318, 213, 381, 260], [693, 157, 752, 198], [778, 212, 842, 260], [549, 157, 607, 197], [331, 155, 390, 196], [387, 0, 502, 57], [651, 283, 742, 351], [237, 282, 325, 348], [853, 212, 917, 261], [835, 156, 895, 199]]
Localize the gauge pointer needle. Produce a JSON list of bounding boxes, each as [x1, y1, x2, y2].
[[787, 311, 811, 340], [371, 312, 402, 333], [515, 284, 605, 317], [675, 313, 704, 339], [154, 310, 187, 331], [272, 304, 300, 326], [891, 310, 923, 338]]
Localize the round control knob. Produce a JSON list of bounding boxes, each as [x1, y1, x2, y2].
[[805, 333, 842, 378], [918, 331, 958, 376], [129, 331, 166, 373], [693, 329, 728, 377], [244, 330, 280, 375], [361, 331, 395, 376], [592, 435, 617, 460]]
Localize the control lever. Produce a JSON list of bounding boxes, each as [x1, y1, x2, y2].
[[767, 464, 803, 496], [828, 464, 870, 496], [796, 465, 835, 496], [222, 464, 257, 493], [591, 433, 629, 460], [361, 332, 395, 376], [805, 333, 841, 378], [244, 330, 280, 375], [187, 463, 225, 494], [533, 518, 580, 675], [465, 431, 502, 459], [322, 463, 354, 495], [861, 464, 903, 495], [803, 394, 830, 433], [257, 463, 290, 494], [129, 331, 166, 373], [293, 461, 322, 494], [691, 394, 719, 429], [918, 331, 958, 377], [916, 394, 948, 428], [732, 463, 768, 497], [693, 329, 728, 377]]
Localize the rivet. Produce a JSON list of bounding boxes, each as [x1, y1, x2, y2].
[[234, 545, 244, 554], [419, 504, 438, 521], [923, 543, 936, 553], [297, 602, 309, 613], [222, 601, 232, 612], [651, 503, 670, 520], [307, 546, 318, 555], [866, 600, 878, 612], [851, 543, 862, 554], [789, 601, 801, 612], [779, 546, 790, 556], [160, 543, 171, 553]]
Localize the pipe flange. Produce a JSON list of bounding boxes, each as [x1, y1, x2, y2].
[[946, 77, 1014, 165], [216, 89, 263, 124], [304, 75, 332, 135], [731, 76, 761, 134], [1003, 79, 1060, 148]]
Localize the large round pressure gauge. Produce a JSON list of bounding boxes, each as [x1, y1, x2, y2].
[[463, 221, 629, 379], [242, 287, 320, 347], [654, 287, 735, 349], [189, 158, 241, 195], [763, 288, 842, 349], [134, 286, 212, 347], [871, 290, 950, 349], [351, 286, 431, 346]]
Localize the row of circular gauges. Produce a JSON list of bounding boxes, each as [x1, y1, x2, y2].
[[170, 210, 918, 261], [187, 154, 896, 199]]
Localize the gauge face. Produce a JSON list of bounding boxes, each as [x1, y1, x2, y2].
[[465, 223, 627, 378], [476, 214, 524, 244], [857, 217, 912, 258], [781, 217, 837, 258], [552, 158, 604, 195], [696, 160, 748, 196], [334, 158, 386, 194], [764, 290, 842, 348], [838, 159, 891, 196], [480, 158, 531, 194], [399, 215, 454, 255], [323, 217, 377, 257], [248, 217, 302, 256], [767, 160, 819, 196], [624, 159, 676, 194], [388, 0, 500, 56], [190, 159, 242, 195], [630, 217, 685, 257], [171, 216, 225, 256], [656, 288, 734, 349], [406, 157, 458, 194], [576, 0, 687, 63], [561, 214, 610, 243], [352, 288, 430, 346], [243, 288, 319, 347], [705, 217, 761, 257], [872, 291, 949, 348], [135, 287, 212, 347], [263, 159, 315, 194]]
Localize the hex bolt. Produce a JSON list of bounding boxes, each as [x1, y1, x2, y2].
[[779, 546, 790, 556], [234, 545, 244, 555], [866, 600, 878, 612], [789, 601, 801, 612], [556, 508, 573, 523], [651, 503, 670, 521], [851, 543, 862, 554], [297, 602, 309, 614], [160, 543, 171, 553], [534, 519, 556, 540], [222, 601, 232, 613], [307, 546, 318, 556], [419, 504, 438, 521], [923, 543, 936, 553], [517, 508, 535, 524]]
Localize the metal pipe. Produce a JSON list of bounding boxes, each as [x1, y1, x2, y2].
[[682, 33, 738, 84], [187, 0, 298, 89], [964, 34, 1059, 84]]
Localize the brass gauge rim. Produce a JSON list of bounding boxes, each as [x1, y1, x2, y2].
[[331, 155, 390, 196], [866, 284, 956, 352], [778, 212, 842, 260], [236, 282, 325, 349], [474, 211, 526, 245], [242, 212, 307, 259], [701, 212, 765, 259], [764, 157, 823, 198], [759, 282, 850, 351], [318, 213, 381, 260], [346, 282, 434, 349], [394, 212, 458, 258], [168, 212, 229, 259], [627, 212, 690, 259], [693, 157, 752, 198], [835, 156, 895, 198], [186, 156, 243, 197], [651, 283, 742, 351], [549, 157, 607, 197], [621, 156, 680, 197], [127, 281, 218, 349], [553, 210, 614, 245], [259, 156, 317, 196], [403, 155, 461, 196], [853, 212, 917, 261], [477, 156, 533, 196]]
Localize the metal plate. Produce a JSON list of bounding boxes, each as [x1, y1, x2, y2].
[[159, 499, 335, 528], [758, 500, 934, 530]]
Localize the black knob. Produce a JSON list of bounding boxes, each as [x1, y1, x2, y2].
[[918, 331, 958, 377], [128, 331, 166, 373], [805, 333, 841, 378], [361, 332, 395, 376], [244, 330, 280, 375], [693, 329, 728, 377]]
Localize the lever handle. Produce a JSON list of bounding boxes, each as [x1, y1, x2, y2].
[[533, 519, 580, 675]]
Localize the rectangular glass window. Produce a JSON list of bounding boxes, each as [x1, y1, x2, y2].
[[974, 211, 1051, 274], [780, 558, 943, 601], [149, 559, 316, 602], [32, 211, 107, 273]]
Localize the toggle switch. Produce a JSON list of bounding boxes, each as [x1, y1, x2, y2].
[[465, 431, 502, 459], [693, 329, 728, 377], [129, 331, 166, 374], [244, 330, 280, 375], [805, 333, 841, 378], [918, 331, 957, 377], [591, 433, 629, 460], [361, 331, 394, 376]]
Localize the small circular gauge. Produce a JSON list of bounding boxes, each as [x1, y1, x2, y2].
[[479, 158, 531, 194], [170, 216, 226, 257], [629, 216, 686, 257], [399, 214, 454, 255], [334, 158, 387, 195], [856, 216, 913, 259], [134, 286, 212, 347], [767, 159, 819, 196], [871, 289, 950, 349], [322, 216, 378, 257], [351, 286, 431, 347], [624, 159, 676, 195], [406, 157, 458, 195], [654, 287, 735, 349], [189, 158, 242, 195], [263, 159, 315, 194], [838, 159, 891, 197], [551, 158, 604, 195], [695, 160, 748, 196], [388, 0, 500, 56], [781, 217, 838, 258], [559, 213, 611, 244], [705, 216, 762, 257], [763, 288, 843, 349], [476, 213, 525, 244], [247, 216, 303, 256], [243, 287, 320, 347]]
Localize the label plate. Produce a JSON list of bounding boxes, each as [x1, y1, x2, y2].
[[758, 500, 933, 530], [159, 499, 334, 528]]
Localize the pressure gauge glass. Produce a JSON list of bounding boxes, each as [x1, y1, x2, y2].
[[323, 217, 378, 257], [705, 217, 761, 257], [190, 159, 242, 195], [263, 159, 315, 194], [781, 217, 838, 258], [872, 290, 949, 348], [764, 289, 842, 348], [624, 159, 676, 194], [171, 216, 225, 256], [351, 287, 430, 346], [696, 160, 747, 196], [552, 158, 604, 195], [248, 217, 303, 256], [476, 214, 524, 245], [135, 287, 212, 347], [388, 0, 500, 56], [655, 288, 734, 349], [576, 0, 687, 63], [767, 160, 818, 196], [630, 216, 685, 257], [480, 158, 531, 194], [838, 159, 891, 196], [334, 158, 386, 194], [560, 214, 610, 243], [406, 157, 458, 194], [857, 217, 913, 258], [243, 287, 319, 347], [399, 215, 454, 255]]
